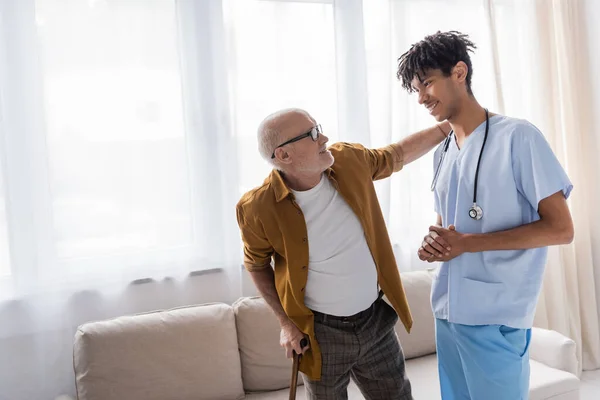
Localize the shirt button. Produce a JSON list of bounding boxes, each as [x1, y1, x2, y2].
[[297, 210, 301, 215], [302, 265, 307, 269], [301, 287, 305, 292], [302, 238, 307, 243]]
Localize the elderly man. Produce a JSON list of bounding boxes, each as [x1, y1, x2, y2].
[[235, 108, 450, 399]]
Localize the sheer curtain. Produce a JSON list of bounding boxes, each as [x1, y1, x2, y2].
[[520, 0, 600, 374], [0, 0, 598, 399]]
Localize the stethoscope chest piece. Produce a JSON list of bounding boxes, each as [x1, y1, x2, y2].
[[469, 203, 483, 220]]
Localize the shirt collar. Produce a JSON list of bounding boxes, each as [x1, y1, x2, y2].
[[270, 168, 336, 202]]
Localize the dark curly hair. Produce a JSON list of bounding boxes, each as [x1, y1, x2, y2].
[[397, 31, 477, 95]]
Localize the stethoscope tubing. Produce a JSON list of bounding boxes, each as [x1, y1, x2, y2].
[[431, 109, 490, 220]]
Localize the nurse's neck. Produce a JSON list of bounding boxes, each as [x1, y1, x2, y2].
[[448, 97, 488, 149]]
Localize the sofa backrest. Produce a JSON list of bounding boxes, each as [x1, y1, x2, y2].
[[233, 296, 299, 392], [393, 269, 437, 359], [72, 269, 436, 399], [73, 303, 245, 400]]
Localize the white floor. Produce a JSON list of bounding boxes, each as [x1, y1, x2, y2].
[[581, 369, 600, 399]]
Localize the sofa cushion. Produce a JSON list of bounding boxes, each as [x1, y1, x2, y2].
[[73, 303, 245, 400], [233, 296, 299, 392], [244, 355, 580, 399], [244, 379, 363, 399], [404, 354, 580, 400], [528, 360, 580, 400], [393, 269, 437, 359], [404, 354, 444, 399]]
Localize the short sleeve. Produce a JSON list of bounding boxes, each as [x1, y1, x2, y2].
[[512, 125, 573, 210], [235, 205, 273, 271]]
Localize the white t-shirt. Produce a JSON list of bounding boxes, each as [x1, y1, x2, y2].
[[291, 174, 378, 316]]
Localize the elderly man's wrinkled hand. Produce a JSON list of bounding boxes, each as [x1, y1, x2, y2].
[[280, 320, 310, 359]]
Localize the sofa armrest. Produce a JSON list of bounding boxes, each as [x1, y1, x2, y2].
[[529, 327, 578, 376]]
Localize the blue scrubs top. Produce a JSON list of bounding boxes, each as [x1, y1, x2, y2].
[[431, 115, 573, 328]]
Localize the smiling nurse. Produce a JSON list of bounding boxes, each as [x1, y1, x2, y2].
[[397, 31, 575, 400]]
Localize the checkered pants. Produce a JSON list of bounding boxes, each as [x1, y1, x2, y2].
[[302, 295, 413, 400]]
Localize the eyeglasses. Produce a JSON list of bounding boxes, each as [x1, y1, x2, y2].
[[271, 124, 322, 159]]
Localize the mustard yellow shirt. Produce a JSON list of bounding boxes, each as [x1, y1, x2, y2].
[[235, 142, 413, 380]]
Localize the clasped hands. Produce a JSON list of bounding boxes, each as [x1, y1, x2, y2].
[[417, 224, 467, 262]]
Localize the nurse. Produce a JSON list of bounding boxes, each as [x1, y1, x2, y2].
[[396, 31, 575, 399]]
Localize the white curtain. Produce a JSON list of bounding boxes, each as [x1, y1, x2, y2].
[[0, 0, 598, 398], [520, 0, 600, 374]]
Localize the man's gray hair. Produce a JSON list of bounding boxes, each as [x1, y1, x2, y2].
[[257, 118, 281, 164], [257, 108, 308, 165]]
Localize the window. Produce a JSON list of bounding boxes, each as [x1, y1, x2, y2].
[[227, 0, 339, 195], [0, 0, 531, 292], [35, 0, 192, 259]]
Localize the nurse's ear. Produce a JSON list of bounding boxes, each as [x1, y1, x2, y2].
[[452, 62, 469, 86]]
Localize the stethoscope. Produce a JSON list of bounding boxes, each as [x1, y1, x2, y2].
[[430, 109, 490, 221]]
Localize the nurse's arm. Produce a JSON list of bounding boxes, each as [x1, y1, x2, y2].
[[370, 122, 450, 180], [391, 121, 450, 165], [462, 191, 574, 252]]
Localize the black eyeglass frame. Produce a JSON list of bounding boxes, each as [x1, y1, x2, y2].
[[271, 124, 322, 159]]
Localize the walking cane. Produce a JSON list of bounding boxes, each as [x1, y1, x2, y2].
[[289, 338, 308, 400]]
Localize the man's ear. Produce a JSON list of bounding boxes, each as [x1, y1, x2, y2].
[[274, 147, 293, 165], [452, 61, 469, 85]]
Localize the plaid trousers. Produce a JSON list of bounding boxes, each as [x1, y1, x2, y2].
[[302, 294, 413, 400]]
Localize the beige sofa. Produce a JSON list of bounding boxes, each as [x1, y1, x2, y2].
[[72, 270, 580, 399]]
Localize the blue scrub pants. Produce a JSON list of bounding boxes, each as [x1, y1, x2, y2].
[[435, 318, 531, 400]]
